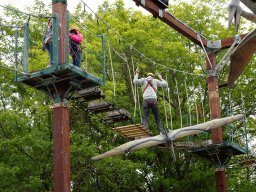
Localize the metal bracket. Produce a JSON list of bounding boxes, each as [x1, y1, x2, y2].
[[141, 0, 145, 6], [53, 100, 69, 108], [206, 40, 222, 54], [159, 9, 163, 17], [215, 35, 241, 72], [207, 69, 218, 77], [215, 167, 226, 172]]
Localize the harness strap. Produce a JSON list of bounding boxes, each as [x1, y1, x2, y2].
[[69, 35, 82, 58], [143, 79, 157, 93]]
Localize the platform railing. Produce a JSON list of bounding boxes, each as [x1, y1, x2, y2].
[[16, 13, 105, 85]]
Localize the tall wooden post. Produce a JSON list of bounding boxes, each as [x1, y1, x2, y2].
[[52, 0, 70, 191], [206, 54, 226, 192]]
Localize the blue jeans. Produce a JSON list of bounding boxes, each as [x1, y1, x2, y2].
[[45, 41, 53, 66], [71, 50, 82, 68], [143, 99, 162, 134]]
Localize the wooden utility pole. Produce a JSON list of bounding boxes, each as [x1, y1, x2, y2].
[[52, 0, 70, 191], [206, 54, 226, 192]]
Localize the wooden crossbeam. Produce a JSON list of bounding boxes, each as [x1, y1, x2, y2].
[[239, 159, 256, 166], [113, 124, 153, 138]]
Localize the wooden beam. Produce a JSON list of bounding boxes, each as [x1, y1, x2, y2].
[[221, 33, 247, 49], [132, 0, 208, 47]]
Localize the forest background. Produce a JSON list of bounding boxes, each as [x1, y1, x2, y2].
[[0, 0, 256, 191]]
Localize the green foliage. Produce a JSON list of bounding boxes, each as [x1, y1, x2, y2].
[[0, 0, 256, 191]]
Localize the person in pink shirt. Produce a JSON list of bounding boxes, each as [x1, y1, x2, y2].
[[69, 26, 83, 68]]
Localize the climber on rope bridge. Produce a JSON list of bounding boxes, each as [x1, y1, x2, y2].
[[133, 67, 168, 135], [69, 26, 83, 68]]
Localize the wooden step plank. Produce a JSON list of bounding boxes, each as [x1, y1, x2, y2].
[[112, 124, 154, 138], [239, 159, 256, 166]]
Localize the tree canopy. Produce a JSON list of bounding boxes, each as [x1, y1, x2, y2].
[[0, 0, 256, 191]]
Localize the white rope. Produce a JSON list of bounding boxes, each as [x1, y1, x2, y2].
[[106, 27, 116, 100], [166, 72, 173, 130], [183, 72, 192, 126], [191, 76, 199, 124], [131, 46, 137, 118], [174, 72, 182, 128]]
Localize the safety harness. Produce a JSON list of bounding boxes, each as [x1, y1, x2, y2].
[[143, 79, 157, 106], [69, 34, 82, 59]]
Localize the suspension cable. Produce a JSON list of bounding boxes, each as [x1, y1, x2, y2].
[[162, 68, 168, 128], [0, 4, 51, 18], [131, 46, 137, 118]]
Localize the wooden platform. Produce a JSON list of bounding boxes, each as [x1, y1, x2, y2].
[[239, 159, 256, 166], [112, 124, 153, 138], [17, 63, 104, 97]]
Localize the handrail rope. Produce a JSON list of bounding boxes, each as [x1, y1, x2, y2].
[[81, 47, 101, 58], [69, 15, 100, 37], [80, 0, 206, 77], [174, 72, 182, 128], [191, 76, 199, 124], [198, 75, 206, 123], [108, 43, 126, 61], [183, 72, 192, 126], [83, 3, 88, 70], [165, 70, 173, 130], [0, 4, 52, 18], [106, 27, 116, 101]]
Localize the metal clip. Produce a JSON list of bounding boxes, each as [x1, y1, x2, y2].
[[141, 0, 145, 6], [159, 9, 163, 17]]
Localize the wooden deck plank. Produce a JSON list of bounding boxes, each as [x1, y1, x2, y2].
[[112, 124, 153, 138]]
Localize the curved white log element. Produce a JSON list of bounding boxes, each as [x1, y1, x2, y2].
[[92, 114, 244, 161]]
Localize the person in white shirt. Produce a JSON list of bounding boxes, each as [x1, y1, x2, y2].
[[133, 67, 168, 134]]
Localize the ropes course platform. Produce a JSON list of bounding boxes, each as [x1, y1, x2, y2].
[[112, 124, 153, 138], [86, 99, 115, 114], [17, 63, 104, 98], [71, 86, 105, 103], [101, 109, 132, 124], [189, 141, 247, 167]]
